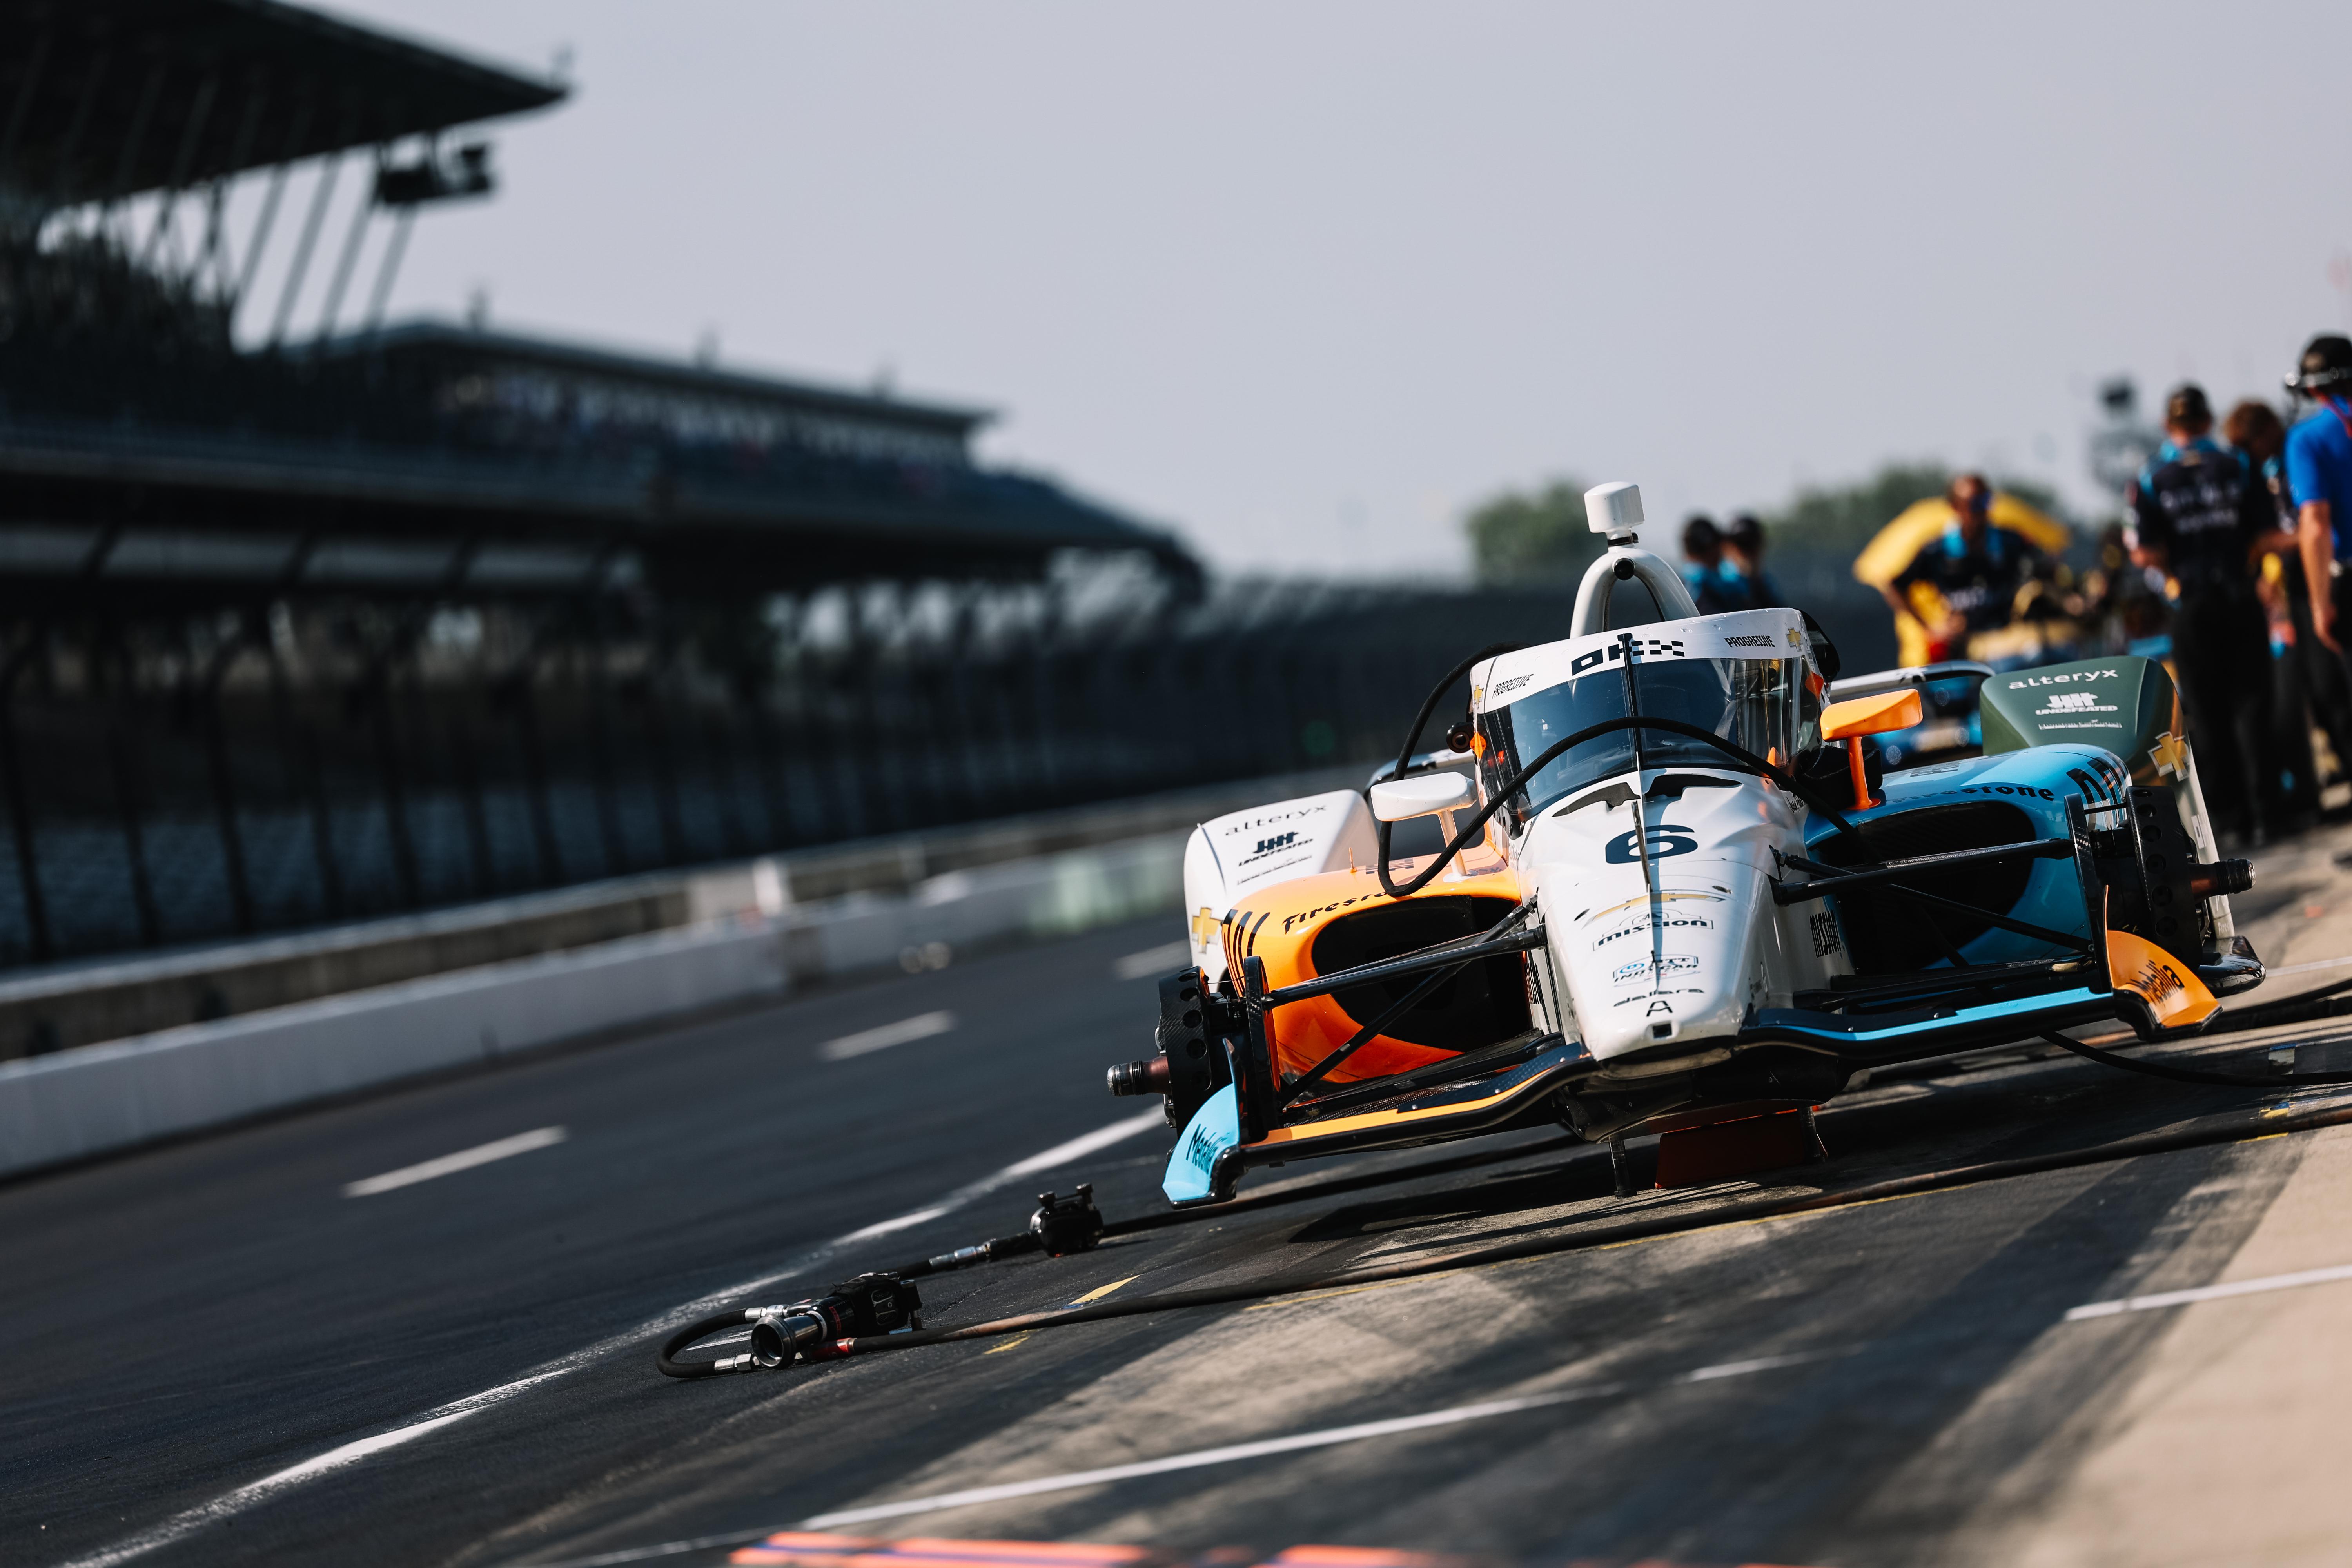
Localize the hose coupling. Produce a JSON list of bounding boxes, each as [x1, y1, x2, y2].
[[2189, 859, 2254, 899], [749, 1273, 925, 1368], [750, 1310, 829, 1369], [1030, 1185, 1105, 1256], [1107, 1057, 1171, 1096]]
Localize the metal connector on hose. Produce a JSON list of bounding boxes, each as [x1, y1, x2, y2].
[[1107, 1057, 1169, 1096], [2190, 859, 2254, 899], [750, 1309, 831, 1368]]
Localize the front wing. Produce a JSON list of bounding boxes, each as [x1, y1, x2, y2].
[[1161, 925, 2230, 1205]]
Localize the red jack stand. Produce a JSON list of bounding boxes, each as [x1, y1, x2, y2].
[[1652, 1103, 1826, 1188]]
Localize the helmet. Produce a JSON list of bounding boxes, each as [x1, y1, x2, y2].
[[2287, 334, 2352, 395]]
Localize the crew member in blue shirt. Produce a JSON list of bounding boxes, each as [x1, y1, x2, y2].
[[1680, 515, 1739, 614], [2289, 335, 2352, 678], [2128, 384, 2282, 842]]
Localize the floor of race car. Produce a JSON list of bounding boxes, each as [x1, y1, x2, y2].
[[13, 828, 2352, 1568]]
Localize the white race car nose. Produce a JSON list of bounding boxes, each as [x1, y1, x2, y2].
[[1522, 771, 1790, 1059]]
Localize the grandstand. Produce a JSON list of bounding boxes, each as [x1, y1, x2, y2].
[[0, 1, 1568, 1003]]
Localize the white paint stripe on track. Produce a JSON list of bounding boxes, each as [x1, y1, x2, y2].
[[1113, 940, 1193, 980], [1003, 1108, 1165, 1177], [820, 1011, 955, 1060], [56, 1368, 574, 1568], [343, 1126, 568, 1197], [514, 1350, 1839, 1564], [60, 1110, 1169, 1568], [2065, 1261, 2352, 1320], [840, 1205, 953, 1242], [795, 1386, 1622, 1528], [2270, 955, 2352, 975]]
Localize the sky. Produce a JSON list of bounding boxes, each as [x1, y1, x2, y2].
[[247, 2, 2352, 578]]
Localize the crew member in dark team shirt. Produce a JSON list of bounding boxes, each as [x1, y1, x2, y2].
[[1881, 473, 2040, 658], [2127, 384, 2285, 841]]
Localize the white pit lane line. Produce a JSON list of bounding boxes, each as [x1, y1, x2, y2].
[[819, 1010, 956, 1060], [344, 1126, 569, 1197], [58, 1107, 1167, 1568], [2065, 1261, 2352, 1320], [517, 1350, 1847, 1566], [1112, 940, 1193, 980]]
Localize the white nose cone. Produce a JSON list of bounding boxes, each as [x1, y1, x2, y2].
[[1584, 481, 1644, 536]]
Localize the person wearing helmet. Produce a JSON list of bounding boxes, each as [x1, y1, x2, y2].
[[2288, 334, 2352, 664], [2128, 384, 2287, 842]]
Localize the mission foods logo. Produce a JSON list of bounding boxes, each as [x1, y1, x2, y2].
[[1591, 913, 1714, 950]]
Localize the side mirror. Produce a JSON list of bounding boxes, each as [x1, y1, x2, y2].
[[1369, 771, 1474, 822], [1820, 689, 1922, 742], [1818, 689, 1920, 809]]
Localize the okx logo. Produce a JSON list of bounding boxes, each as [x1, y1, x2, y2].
[[1604, 824, 1699, 863]]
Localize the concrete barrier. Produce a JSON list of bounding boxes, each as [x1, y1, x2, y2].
[[0, 829, 1193, 1180], [0, 764, 1352, 1062]]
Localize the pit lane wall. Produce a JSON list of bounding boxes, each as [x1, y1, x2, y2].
[[0, 775, 1343, 1180]]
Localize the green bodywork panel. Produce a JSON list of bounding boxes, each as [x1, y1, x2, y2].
[[1978, 654, 2185, 788]]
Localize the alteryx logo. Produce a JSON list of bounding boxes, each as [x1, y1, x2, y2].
[[2008, 668, 2120, 689]]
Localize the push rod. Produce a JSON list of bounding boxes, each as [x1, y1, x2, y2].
[[1771, 838, 2076, 904], [1261, 925, 1546, 1009]]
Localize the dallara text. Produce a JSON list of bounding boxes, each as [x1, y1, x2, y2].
[[1108, 482, 2261, 1205]]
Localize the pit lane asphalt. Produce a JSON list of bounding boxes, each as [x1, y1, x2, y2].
[[10, 911, 2352, 1568]]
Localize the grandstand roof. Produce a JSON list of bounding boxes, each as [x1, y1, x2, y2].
[[345, 320, 994, 455], [0, 0, 564, 211]]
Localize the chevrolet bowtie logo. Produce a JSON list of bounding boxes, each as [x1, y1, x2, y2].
[[2149, 730, 2189, 780], [1190, 906, 1220, 950]]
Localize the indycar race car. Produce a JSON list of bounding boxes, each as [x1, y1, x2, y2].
[[1108, 482, 2263, 1207]]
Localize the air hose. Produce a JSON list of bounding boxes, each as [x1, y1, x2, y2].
[[658, 967, 2352, 1379], [659, 1188, 1107, 1377], [2037, 973, 2352, 1087], [659, 1091, 2352, 1381]]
